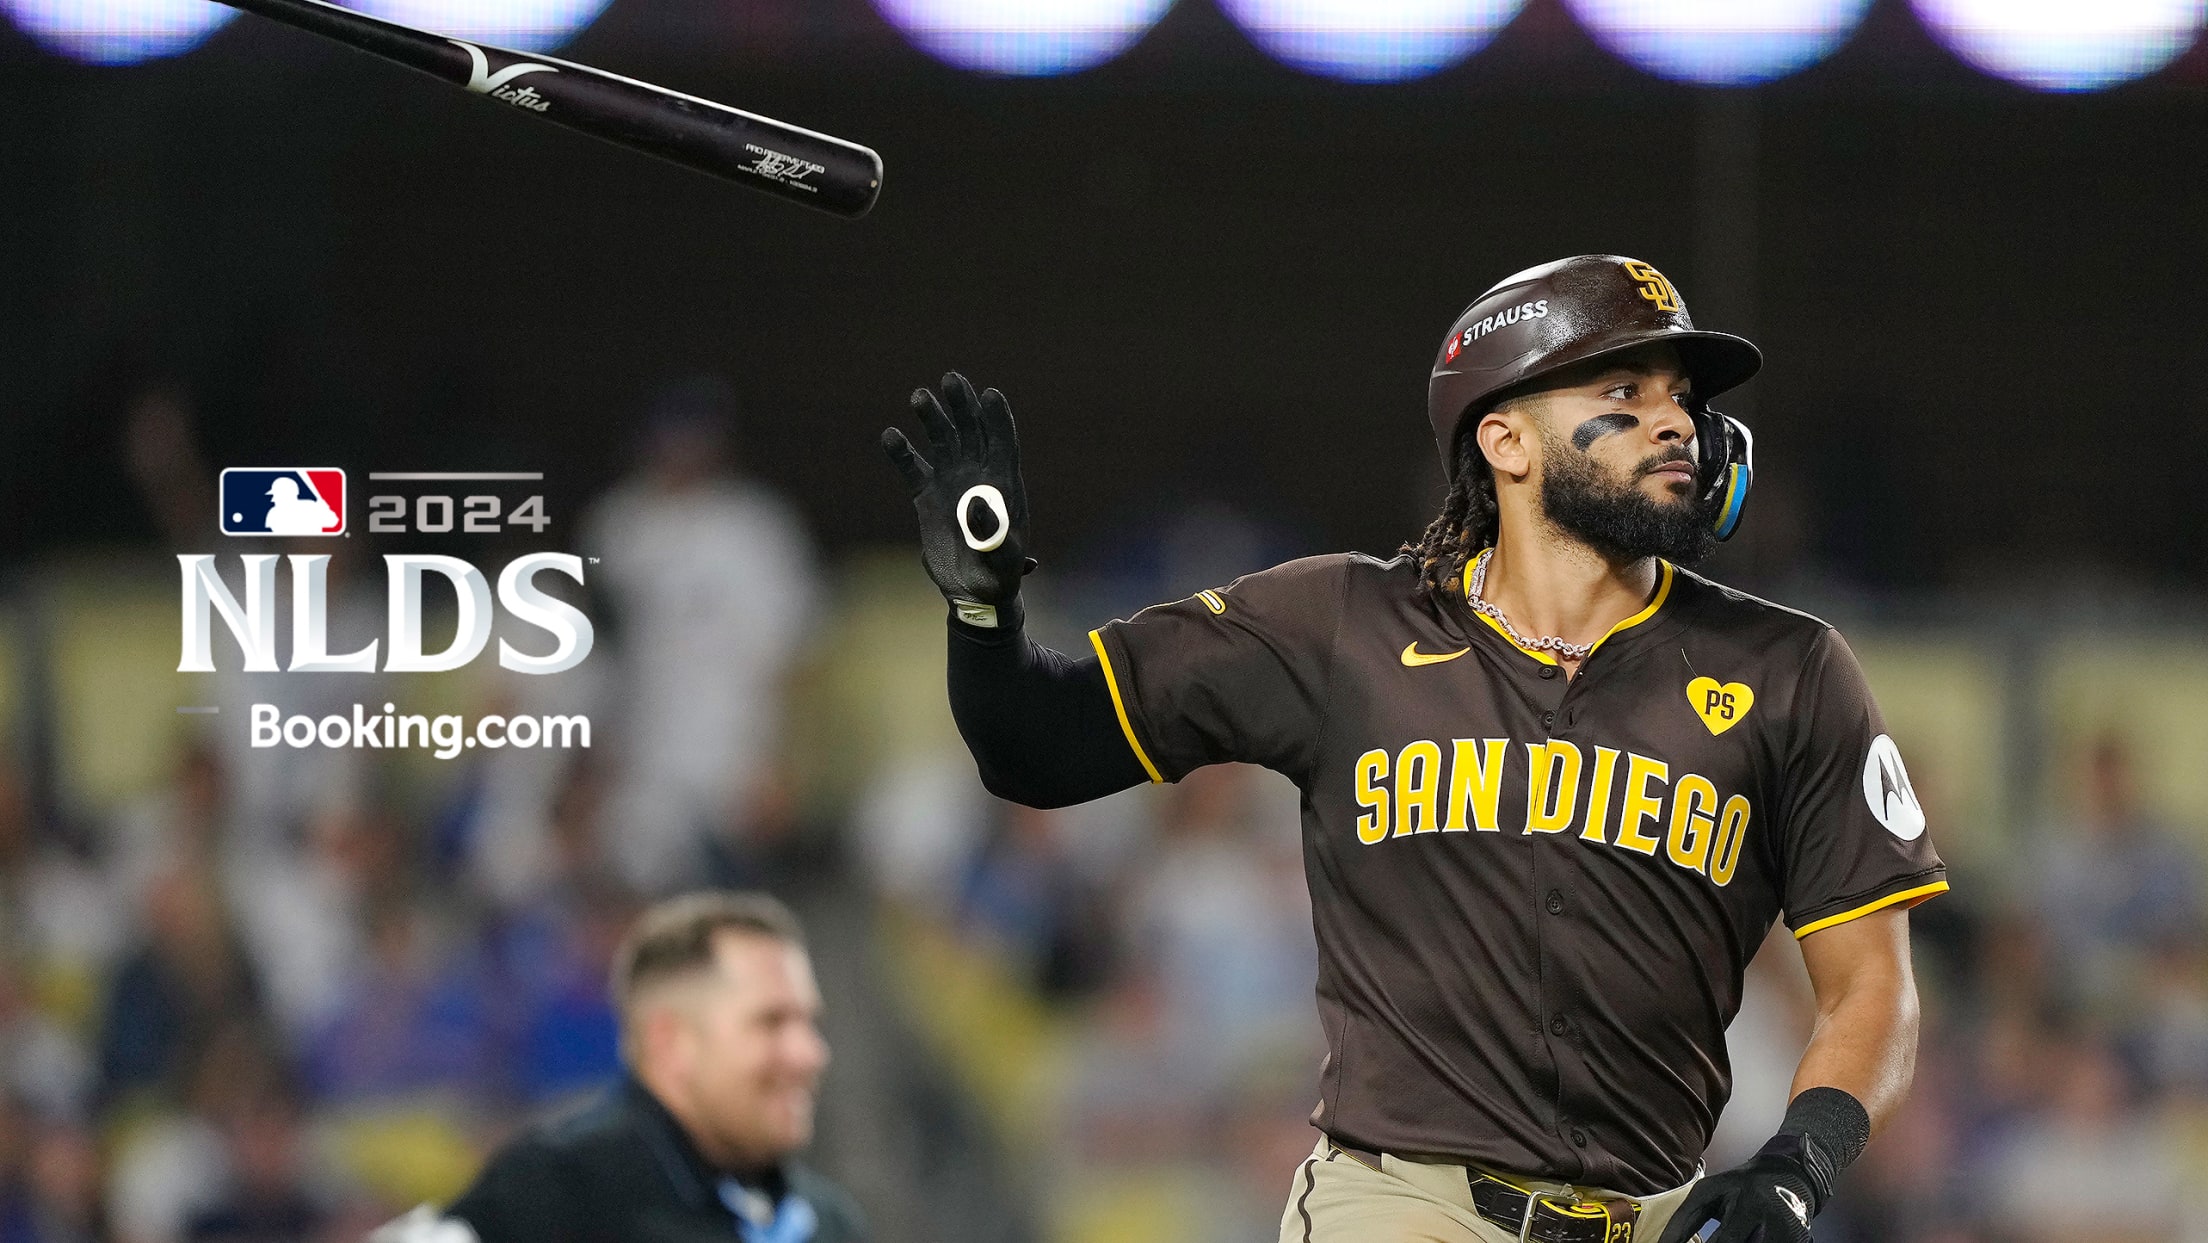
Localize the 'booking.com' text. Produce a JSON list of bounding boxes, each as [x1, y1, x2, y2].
[[250, 703, 590, 760]]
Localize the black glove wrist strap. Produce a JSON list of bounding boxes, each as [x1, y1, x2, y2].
[[948, 594, 1024, 638], [1761, 1086, 1873, 1216], [949, 595, 1023, 632]]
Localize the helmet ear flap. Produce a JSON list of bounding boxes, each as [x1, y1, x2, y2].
[[1694, 410, 1754, 541]]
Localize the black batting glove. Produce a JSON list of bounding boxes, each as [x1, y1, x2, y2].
[[881, 372, 1036, 631], [1661, 1087, 1870, 1243], [1658, 1134, 1825, 1243]]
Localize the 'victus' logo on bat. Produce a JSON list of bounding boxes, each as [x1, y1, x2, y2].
[[451, 40, 555, 112], [743, 144, 825, 191]]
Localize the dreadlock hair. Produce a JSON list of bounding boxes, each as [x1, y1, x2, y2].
[[1403, 416, 1502, 604]]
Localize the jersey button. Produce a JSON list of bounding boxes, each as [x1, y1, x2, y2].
[[1539, 666, 1559, 680], [1541, 711, 1555, 729], [1571, 1129, 1587, 1148], [1546, 890, 1564, 915], [1550, 1017, 1569, 1037]]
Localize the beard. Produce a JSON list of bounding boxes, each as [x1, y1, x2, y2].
[[1537, 423, 1718, 565]]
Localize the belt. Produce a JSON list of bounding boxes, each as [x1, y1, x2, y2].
[[1334, 1141, 1643, 1243]]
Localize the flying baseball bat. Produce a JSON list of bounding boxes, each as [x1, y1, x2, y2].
[[213, 0, 882, 217]]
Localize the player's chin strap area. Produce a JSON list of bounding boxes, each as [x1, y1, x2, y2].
[[1694, 409, 1754, 541]]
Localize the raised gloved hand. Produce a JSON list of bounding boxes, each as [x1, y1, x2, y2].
[[881, 372, 1036, 631], [1657, 1135, 1823, 1243]]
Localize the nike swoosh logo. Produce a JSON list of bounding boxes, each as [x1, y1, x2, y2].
[[1401, 642, 1469, 667]]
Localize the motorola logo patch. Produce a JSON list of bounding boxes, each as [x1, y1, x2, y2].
[[1861, 733, 1926, 841]]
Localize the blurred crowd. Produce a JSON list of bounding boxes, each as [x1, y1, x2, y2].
[[1, 380, 2204, 1243], [1817, 735, 2208, 1243]]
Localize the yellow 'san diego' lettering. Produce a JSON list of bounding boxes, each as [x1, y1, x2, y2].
[[1526, 740, 1583, 834], [1395, 740, 1443, 836], [1615, 754, 1668, 857], [1581, 746, 1621, 844], [1667, 774, 1719, 872], [1350, 736, 1749, 888], [1710, 795, 1751, 886], [1445, 738, 1508, 832], [1355, 749, 1390, 845]]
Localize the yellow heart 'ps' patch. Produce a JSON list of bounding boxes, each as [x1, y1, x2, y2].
[[1687, 677, 1755, 736]]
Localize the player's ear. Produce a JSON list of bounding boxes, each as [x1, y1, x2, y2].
[[1476, 404, 1532, 481]]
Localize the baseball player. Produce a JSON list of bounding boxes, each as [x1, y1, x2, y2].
[[882, 255, 1946, 1243]]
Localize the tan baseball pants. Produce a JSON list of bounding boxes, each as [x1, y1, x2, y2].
[[1277, 1138, 1702, 1243]]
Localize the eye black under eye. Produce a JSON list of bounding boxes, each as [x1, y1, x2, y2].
[[1570, 411, 1641, 450]]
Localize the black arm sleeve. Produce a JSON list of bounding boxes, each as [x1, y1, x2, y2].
[[946, 621, 1152, 808]]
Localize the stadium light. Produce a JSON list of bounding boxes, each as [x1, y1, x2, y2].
[[3, 0, 236, 64], [1216, 0, 1528, 83], [1912, 0, 2207, 91], [872, 0, 1178, 76], [346, 0, 614, 52], [1564, 0, 1873, 85]]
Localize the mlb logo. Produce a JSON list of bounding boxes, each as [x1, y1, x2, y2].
[[220, 468, 347, 537]]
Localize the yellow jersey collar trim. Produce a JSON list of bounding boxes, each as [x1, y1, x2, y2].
[[1461, 549, 1675, 665]]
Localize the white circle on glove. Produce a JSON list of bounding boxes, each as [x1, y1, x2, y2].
[[956, 484, 1011, 552]]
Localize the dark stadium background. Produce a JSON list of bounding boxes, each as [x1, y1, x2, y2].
[[3, 3, 2206, 1242], [5, 0, 2206, 585]]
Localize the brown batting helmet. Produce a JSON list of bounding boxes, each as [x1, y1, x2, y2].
[[1428, 256, 1761, 471], [1426, 255, 1765, 538]]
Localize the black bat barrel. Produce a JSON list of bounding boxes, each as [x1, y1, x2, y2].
[[215, 0, 882, 217]]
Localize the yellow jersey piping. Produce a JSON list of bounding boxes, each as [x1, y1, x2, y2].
[[1793, 880, 1950, 940], [1461, 549, 1675, 665], [1088, 629, 1164, 784]]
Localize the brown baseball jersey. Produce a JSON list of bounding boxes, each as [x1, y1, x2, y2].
[[1087, 549, 1947, 1195]]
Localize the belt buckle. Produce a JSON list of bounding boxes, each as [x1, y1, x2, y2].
[[1467, 1166, 1639, 1243], [1523, 1187, 1637, 1243]]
